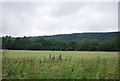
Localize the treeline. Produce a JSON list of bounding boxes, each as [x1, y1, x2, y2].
[[2, 36, 120, 51], [29, 32, 120, 41]]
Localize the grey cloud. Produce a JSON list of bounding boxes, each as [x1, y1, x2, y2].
[[50, 2, 83, 17], [2, 2, 118, 37], [0, 3, 2, 36]]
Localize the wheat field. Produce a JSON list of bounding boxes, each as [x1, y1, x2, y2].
[[2, 50, 119, 79]]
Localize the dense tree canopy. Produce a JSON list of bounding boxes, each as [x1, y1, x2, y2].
[[28, 32, 120, 42], [2, 35, 120, 51]]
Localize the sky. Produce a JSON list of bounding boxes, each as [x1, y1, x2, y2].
[[1, 2, 118, 37]]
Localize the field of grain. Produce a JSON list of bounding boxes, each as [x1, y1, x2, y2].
[[3, 50, 118, 58], [2, 50, 119, 79]]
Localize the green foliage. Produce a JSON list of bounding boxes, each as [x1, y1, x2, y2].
[[97, 37, 120, 51], [66, 40, 79, 51], [2, 36, 14, 49], [3, 51, 118, 79], [79, 40, 98, 51], [2, 32, 120, 51], [29, 32, 120, 41]]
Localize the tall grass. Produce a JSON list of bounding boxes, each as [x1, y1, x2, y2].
[[2, 52, 118, 79]]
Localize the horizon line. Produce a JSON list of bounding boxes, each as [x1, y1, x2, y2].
[[1, 31, 119, 38]]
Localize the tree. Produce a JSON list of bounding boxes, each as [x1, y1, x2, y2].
[[66, 40, 79, 51], [97, 37, 119, 51], [2, 36, 14, 49], [79, 39, 98, 51], [12, 37, 30, 50]]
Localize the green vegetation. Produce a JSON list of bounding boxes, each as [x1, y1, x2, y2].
[[28, 32, 120, 41], [2, 50, 119, 79], [3, 50, 118, 58], [2, 34, 120, 51], [2, 32, 120, 79]]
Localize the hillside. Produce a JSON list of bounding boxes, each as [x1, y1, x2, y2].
[[28, 32, 120, 41], [2, 31, 120, 51]]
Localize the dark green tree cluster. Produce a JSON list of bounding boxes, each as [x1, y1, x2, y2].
[[29, 32, 120, 42], [2, 35, 120, 51]]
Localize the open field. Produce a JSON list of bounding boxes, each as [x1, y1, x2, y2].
[[3, 50, 118, 58], [2, 50, 119, 79]]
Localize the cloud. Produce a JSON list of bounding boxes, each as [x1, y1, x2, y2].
[[0, 3, 2, 36], [2, 2, 118, 37]]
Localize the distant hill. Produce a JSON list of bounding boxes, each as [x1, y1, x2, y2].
[[28, 32, 120, 42]]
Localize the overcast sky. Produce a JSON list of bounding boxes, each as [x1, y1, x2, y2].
[[2, 2, 118, 37]]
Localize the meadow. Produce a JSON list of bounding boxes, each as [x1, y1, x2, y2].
[[2, 50, 119, 79]]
